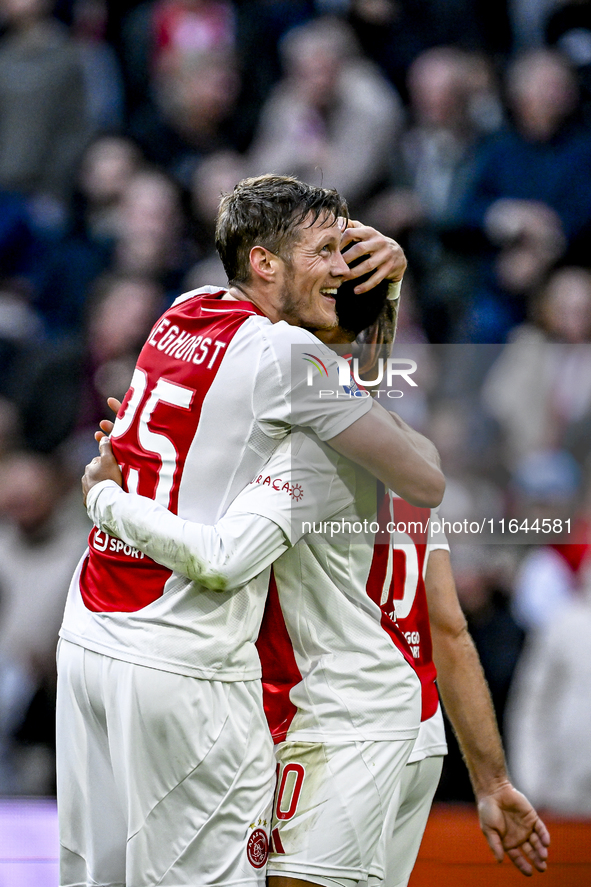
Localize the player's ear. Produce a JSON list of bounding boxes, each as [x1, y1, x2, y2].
[[249, 246, 281, 283]]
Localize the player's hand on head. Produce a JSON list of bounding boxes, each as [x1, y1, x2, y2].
[[82, 434, 123, 506], [340, 219, 407, 294], [477, 782, 550, 876]]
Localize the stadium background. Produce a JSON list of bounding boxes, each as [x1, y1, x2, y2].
[[0, 0, 589, 882]]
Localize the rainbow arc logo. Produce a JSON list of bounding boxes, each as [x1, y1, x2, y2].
[[302, 353, 329, 377]]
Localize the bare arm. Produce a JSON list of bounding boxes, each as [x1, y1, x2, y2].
[[327, 400, 444, 508], [387, 408, 441, 468], [425, 549, 550, 876]]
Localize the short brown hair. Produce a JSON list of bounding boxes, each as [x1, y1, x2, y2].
[[215, 174, 348, 284]]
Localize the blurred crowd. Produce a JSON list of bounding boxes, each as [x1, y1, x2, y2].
[[0, 0, 590, 817]]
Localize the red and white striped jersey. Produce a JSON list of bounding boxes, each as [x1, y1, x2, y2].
[[368, 492, 448, 761], [60, 287, 372, 681]]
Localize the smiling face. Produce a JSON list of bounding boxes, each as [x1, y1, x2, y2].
[[274, 213, 350, 330]]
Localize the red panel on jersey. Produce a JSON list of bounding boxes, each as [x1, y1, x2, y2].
[[80, 294, 263, 614], [366, 490, 440, 721], [257, 570, 302, 743], [80, 535, 173, 613]]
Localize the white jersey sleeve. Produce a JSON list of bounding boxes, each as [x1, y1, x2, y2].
[[86, 480, 289, 591], [86, 430, 355, 588], [254, 322, 372, 442]]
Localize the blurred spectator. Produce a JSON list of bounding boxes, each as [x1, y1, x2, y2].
[[506, 554, 591, 816], [247, 16, 403, 211], [7, 272, 163, 464], [0, 0, 90, 227], [0, 450, 90, 794], [509, 0, 559, 49], [509, 449, 587, 631], [233, 0, 315, 147], [369, 48, 487, 233], [151, 0, 235, 72], [545, 0, 591, 117], [132, 44, 242, 188], [453, 543, 525, 722], [71, 0, 125, 132], [428, 397, 505, 527], [345, 0, 511, 99], [453, 49, 591, 341], [112, 167, 197, 299], [26, 134, 144, 338], [75, 133, 144, 247], [122, 1, 241, 186], [387, 273, 430, 345], [366, 46, 503, 340], [184, 147, 245, 288], [482, 267, 591, 466], [120, 0, 236, 106]]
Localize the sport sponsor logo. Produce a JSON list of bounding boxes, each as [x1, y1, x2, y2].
[[250, 475, 304, 501], [92, 528, 146, 560], [404, 630, 421, 659]]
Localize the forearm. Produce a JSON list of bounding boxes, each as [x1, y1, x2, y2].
[[328, 401, 445, 507], [433, 625, 508, 798], [86, 481, 288, 591], [425, 549, 508, 797], [387, 409, 441, 469], [425, 549, 550, 875]]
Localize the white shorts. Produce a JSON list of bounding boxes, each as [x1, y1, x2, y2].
[[56, 639, 275, 887], [266, 737, 415, 886], [370, 755, 444, 887]]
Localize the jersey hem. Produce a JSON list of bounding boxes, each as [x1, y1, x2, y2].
[[408, 744, 448, 763], [277, 727, 419, 744], [58, 632, 262, 682], [267, 862, 366, 880]]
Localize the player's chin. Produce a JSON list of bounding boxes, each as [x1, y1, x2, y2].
[[313, 298, 338, 330]]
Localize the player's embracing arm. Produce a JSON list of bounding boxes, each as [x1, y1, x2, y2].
[[425, 549, 550, 876], [83, 437, 287, 590], [83, 432, 352, 591], [328, 401, 444, 509]]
